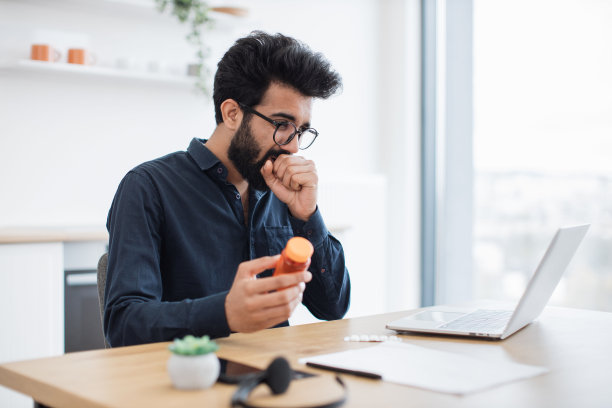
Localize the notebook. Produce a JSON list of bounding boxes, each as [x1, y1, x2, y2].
[[386, 224, 590, 340]]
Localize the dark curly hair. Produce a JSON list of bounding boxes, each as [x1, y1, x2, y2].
[[213, 31, 342, 124]]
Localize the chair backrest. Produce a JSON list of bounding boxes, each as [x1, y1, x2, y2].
[[97, 253, 110, 348]]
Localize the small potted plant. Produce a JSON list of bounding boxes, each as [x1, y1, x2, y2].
[[154, 0, 247, 94], [167, 334, 220, 390]]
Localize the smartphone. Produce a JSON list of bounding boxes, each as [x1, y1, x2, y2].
[[218, 358, 315, 384]]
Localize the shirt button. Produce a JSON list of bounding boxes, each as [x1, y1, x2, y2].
[[236, 193, 240, 199], [307, 230, 313, 236], [217, 167, 223, 174]]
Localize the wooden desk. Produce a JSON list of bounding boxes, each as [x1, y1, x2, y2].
[[1, 306, 612, 407]]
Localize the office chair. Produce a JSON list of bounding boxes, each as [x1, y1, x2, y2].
[[97, 253, 111, 348]]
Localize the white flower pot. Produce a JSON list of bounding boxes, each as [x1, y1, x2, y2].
[[167, 353, 220, 390]]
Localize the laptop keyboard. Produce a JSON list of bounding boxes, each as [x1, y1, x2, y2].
[[439, 309, 513, 333]]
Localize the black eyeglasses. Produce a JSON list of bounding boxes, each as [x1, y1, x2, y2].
[[238, 102, 318, 150]]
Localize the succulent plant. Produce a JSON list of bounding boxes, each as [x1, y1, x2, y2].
[[168, 334, 219, 356]]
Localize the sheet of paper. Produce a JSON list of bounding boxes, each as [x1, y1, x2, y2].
[[299, 341, 548, 395]]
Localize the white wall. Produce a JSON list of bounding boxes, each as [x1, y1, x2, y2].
[[0, 0, 421, 319], [0, 0, 381, 226], [0, 0, 214, 227]]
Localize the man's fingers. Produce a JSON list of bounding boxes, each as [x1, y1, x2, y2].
[[277, 164, 310, 189], [251, 271, 312, 293], [284, 171, 318, 192], [261, 160, 288, 195], [270, 155, 316, 192], [237, 255, 280, 279], [265, 292, 304, 322], [250, 291, 305, 328], [261, 160, 276, 184], [275, 158, 314, 179], [250, 282, 305, 310]]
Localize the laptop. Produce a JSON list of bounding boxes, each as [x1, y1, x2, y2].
[[386, 224, 590, 340]]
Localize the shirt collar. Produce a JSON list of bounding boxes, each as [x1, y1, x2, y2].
[[187, 137, 267, 200], [187, 138, 220, 171], [253, 188, 266, 200]]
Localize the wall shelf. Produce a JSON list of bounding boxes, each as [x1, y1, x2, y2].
[[0, 60, 196, 86]]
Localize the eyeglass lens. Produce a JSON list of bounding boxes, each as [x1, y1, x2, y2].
[[273, 123, 317, 149]]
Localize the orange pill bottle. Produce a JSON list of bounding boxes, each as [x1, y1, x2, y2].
[[273, 237, 314, 276]]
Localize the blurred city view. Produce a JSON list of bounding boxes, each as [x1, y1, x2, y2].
[[473, 171, 612, 311], [473, 0, 612, 312]]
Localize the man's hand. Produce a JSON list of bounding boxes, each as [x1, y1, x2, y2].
[[225, 255, 312, 333], [261, 155, 317, 221]]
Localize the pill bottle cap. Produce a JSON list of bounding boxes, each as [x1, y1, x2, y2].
[[285, 237, 314, 263]]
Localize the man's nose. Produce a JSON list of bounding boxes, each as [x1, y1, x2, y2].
[[285, 134, 300, 154]]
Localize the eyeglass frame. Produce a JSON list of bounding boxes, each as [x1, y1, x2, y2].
[[237, 102, 319, 150]]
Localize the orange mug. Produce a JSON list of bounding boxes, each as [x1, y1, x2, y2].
[[67, 48, 96, 65], [31, 44, 61, 62]]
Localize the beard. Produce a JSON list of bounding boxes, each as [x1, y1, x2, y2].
[[227, 116, 291, 192]]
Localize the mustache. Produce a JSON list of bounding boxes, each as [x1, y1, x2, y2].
[[256, 148, 292, 167]]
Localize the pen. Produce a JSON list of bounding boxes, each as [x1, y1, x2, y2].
[[305, 362, 382, 380]]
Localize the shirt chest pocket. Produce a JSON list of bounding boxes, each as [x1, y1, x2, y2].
[[264, 226, 294, 257]]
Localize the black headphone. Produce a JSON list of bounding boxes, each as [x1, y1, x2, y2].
[[230, 357, 347, 408]]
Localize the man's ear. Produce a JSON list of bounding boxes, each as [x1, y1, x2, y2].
[[220, 99, 243, 131]]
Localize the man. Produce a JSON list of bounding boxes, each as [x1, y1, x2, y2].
[[104, 31, 350, 347]]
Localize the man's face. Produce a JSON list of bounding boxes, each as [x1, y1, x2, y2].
[[227, 82, 313, 191], [227, 117, 289, 191]]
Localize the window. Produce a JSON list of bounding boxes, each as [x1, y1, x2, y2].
[[472, 0, 612, 310], [427, 0, 612, 311]]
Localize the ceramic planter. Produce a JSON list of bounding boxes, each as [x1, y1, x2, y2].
[[167, 352, 220, 390]]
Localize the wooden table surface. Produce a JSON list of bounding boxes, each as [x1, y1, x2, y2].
[[1, 306, 612, 407]]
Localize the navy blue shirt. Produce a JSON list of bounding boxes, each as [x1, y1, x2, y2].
[[105, 138, 350, 346]]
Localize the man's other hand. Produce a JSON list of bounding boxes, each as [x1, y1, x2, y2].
[[261, 155, 317, 221]]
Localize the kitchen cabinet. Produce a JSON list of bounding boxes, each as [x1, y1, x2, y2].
[[0, 228, 107, 408]]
